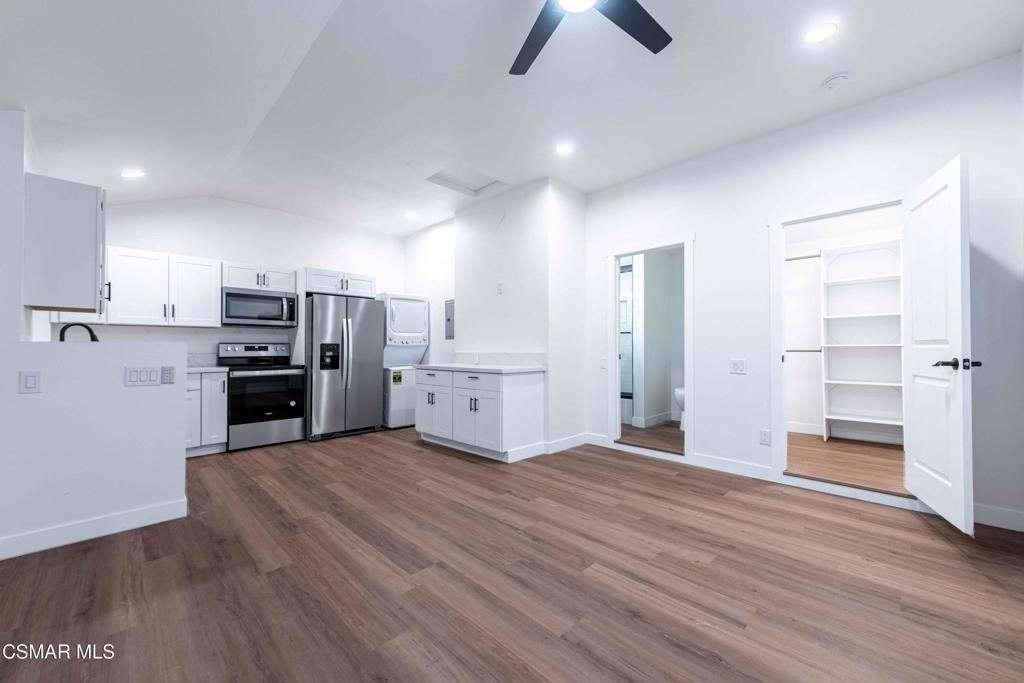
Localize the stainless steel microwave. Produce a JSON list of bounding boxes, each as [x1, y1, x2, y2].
[[221, 287, 298, 327]]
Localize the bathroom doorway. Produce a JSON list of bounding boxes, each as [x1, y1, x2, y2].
[[614, 246, 686, 456]]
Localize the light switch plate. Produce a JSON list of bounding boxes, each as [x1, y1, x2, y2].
[[19, 370, 41, 394], [125, 366, 161, 387], [759, 429, 772, 446], [160, 366, 176, 384], [730, 359, 747, 375]]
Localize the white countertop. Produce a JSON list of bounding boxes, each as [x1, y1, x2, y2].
[[186, 366, 230, 374], [414, 363, 546, 375]]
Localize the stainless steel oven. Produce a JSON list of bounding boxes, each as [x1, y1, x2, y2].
[[220, 343, 305, 450], [222, 288, 297, 327]]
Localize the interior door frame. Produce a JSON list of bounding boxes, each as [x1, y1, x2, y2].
[[768, 193, 931, 510], [605, 234, 695, 459]]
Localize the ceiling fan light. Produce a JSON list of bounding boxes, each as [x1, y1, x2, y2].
[[558, 0, 597, 13]]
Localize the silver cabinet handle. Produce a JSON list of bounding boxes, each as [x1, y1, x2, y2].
[[468, 376, 479, 380]]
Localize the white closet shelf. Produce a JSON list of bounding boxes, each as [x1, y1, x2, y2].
[[825, 413, 904, 427], [824, 273, 901, 286], [823, 343, 902, 348], [825, 379, 903, 387], [824, 312, 901, 320]]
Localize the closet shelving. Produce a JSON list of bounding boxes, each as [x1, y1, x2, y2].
[[820, 239, 904, 440]]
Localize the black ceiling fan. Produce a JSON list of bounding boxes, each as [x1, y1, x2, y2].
[[510, 0, 672, 75]]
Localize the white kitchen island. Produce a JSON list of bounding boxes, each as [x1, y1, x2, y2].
[[414, 364, 546, 463]]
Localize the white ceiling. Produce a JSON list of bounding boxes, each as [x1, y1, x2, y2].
[[3, 1, 1023, 235]]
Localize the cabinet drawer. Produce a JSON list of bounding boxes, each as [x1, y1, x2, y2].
[[416, 369, 452, 387], [454, 372, 501, 392], [187, 373, 202, 391]]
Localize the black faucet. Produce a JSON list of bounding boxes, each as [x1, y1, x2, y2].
[[58, 323, 99, 342]]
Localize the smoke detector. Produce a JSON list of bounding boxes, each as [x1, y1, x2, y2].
[[822, 72, 850, 92]]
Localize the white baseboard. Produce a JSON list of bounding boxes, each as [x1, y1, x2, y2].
[[0, 497, 188, 562], [631, 412, 672, 429], [671, 409, 683, 422], [976, 503, 1024, 532], [787, 421, 823, 436], [545, 433, 589, 454]]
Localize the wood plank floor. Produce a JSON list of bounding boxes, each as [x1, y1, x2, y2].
[[2, 429, 1022, 683], [785, 432, 911, 497], [616, 420, 684, 455]]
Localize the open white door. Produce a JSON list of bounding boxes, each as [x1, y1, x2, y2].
[[902, 156, 974, 535]]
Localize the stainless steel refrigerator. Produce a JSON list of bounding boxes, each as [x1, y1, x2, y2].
[[306, 293, 385, 439]]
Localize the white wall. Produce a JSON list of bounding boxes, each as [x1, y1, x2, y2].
[[546, 181, 587, 444], [404, 219, 455, 364], [1, 111, 185, 560], [584, 54, 1024, 529], [453, 180, 550, 355]]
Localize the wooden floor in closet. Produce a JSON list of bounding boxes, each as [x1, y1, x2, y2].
[[785, 432, 911, 497], [1, 428, 1022, 682]]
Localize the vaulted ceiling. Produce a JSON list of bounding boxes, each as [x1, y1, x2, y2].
[[2, 0, 1023, 235]]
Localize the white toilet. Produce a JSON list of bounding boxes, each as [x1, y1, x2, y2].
[[673, 387, 685, 430]]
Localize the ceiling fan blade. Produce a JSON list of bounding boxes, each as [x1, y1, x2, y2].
[[595, 0, 672, 54], [510, 0, 565, 75]]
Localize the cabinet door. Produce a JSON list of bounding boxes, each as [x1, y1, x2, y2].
[[305, 268, 342, 294], [474, 390, 502, 451], [201, 373, 229, 445], [223, 262, 263, 289], [431, 386, 454, 439], [264, 268, 296, 293], [342, 272, 376, 298], [185, 389, 202, 449], [415, 386, 435, 435], [106, 247, 169, 326], [169, 255, 221, 327], [452, 388, 477, 445]]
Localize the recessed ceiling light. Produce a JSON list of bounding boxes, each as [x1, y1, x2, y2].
[[120, 168, 146, 179], [804, 22, 838, 44], [555, 142, 575, 156], [558, 0, 596, 12], [405, 210, 419, 220]]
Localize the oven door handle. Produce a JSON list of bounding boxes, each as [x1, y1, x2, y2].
[[231, 369, 305, 377]]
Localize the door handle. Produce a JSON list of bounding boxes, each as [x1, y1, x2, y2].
[[163, 303, 167, 319], [932, 358, 960, 370], [171, 304, 176, 320], [469, 396, 474, 412], [105, 282, 112, 301]]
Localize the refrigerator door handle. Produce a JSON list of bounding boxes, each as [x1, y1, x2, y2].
[[345, 317, 354, 389]]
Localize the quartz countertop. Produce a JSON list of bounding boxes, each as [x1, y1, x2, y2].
[[414, 363, 546, 375], [186, 366, 230, 374]]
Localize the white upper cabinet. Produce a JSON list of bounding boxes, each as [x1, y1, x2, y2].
[[344, 272, 376, 298], [106, 247, 170, 326], [169, 255, 221, 327], [222, 262, 263, 290], [223, 262, 296, 292], [23, 173, 106, 313], [263, 267, 296, 293], [305, 267, 342, 294], [303, 267, 375, 297]]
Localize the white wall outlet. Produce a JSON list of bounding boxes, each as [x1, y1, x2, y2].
[[18, 370, 41, 394], [124, 366, 161, 387], [730, 359, 747, 375], [759, 429, 772, 446], [496, 283, 504, 295]]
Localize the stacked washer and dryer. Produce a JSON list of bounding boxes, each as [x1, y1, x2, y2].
[[377, 293, 430, 428]]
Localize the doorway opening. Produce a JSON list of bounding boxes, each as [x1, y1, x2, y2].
[[778, 202, 911, 497], [614, 247, 685, 456]]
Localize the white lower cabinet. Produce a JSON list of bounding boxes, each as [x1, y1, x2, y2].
[[185, 387, 202, 449], [416, 385, 452, 439], [415, 367, 545, 462], [453, 388, 501, 451], [186, 371, 228, 456]]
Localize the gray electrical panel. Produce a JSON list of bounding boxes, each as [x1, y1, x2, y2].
[[444, 299, 455, 340]]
